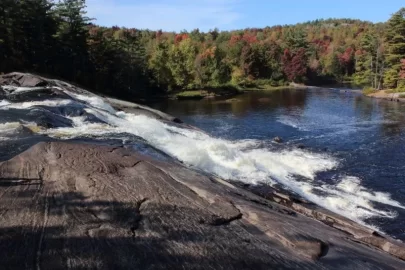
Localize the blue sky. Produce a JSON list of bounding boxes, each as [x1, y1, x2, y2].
[[86, 0, 404, 32]]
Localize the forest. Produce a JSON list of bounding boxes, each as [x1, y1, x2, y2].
[[1, 0, 405, 99]]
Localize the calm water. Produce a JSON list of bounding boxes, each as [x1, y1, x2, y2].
[[150, 88, 405, 240]]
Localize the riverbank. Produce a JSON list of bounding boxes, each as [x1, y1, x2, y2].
[[173, 83, 310, 100], [366, 89, 405, 102]]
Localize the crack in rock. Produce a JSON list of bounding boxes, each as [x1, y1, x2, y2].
[[209, 213, 243, 226], [130, 198, 148, 237]]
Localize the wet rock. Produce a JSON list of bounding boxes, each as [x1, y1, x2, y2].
[[0, 72, 183, 125], [16, 73, 49, 87], [14, 125, 35, 136], [28, 109, 73, 128], [273, 136, 283, 143], [0, 72, 49, 87], [106, 97, 183, 123], [7, 87, 72, 102], [297, 144, 305, 149]]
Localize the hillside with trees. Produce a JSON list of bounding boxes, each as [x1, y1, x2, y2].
[[1, 1, 405, 99]]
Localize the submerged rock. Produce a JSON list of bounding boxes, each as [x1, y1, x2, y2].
[[0, 142, 404, 269], [258, 97, 272, 103], [28, 109, 74, 129], [297, 144, 305, 149], [106, 97, 183, 123], [225, 98, 241, 103]]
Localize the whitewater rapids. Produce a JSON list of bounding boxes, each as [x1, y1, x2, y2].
[[0, 88, 404, 232]]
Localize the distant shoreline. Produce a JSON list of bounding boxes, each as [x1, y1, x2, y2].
[[173, 83, 311, 100], [366, 90, 405, 103]]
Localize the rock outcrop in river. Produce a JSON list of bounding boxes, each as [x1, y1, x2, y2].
[[1, 73, 405, 269]]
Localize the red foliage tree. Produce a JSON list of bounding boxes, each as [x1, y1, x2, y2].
[[229, 35, 242, 45], [282, 48, 308, 82], [174, 33, 189, 44], [242, 32, 258, 44], [240, 45, 254, 78], [338, 47, 355, 75]]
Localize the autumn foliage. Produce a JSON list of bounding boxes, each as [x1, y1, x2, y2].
[[2, 0, 405, 98], [282, 49, 307, 82]]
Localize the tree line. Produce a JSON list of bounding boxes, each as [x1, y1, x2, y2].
[[1, 1, 405, 99]]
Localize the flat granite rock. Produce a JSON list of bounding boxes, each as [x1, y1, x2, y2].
[[0, 142, 405, 269]]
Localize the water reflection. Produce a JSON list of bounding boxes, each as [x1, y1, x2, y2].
[[353, 95, 405, 137], [150, 89, 309, 117]]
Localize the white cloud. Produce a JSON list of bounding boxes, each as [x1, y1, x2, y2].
[[86, 0, 242, 31]]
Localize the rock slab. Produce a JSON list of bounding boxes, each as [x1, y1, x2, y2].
[[0, 142, 405, 269]]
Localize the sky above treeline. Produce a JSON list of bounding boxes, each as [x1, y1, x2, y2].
[[86, 0, 404, 32]]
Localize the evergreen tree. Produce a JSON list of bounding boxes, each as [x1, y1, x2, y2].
[[53, 0, 92, 82], [0, 0, 57, 73], [0, 0, 20, 71], [284, 28, 309, 52], [354, 32, 384, 88], [384, 8, 405, 89]]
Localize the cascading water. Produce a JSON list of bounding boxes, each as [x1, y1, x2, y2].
[[1, 86, 404, 235]]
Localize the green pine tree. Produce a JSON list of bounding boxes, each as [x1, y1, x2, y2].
[[384, 8, 405, 89]]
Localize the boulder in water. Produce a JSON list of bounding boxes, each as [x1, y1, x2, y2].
[[27, 109, 74, 129], [297, 144, 305, 149]]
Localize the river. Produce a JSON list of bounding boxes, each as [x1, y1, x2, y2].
[[149, 88, 405, 240], [1, 86, 405, 240]]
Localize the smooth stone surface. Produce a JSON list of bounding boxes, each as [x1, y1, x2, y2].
[[0, 142, 404, 269]]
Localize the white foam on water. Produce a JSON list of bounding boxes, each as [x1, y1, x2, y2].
[[0, 122, 27, 140], [0, 99, 73, 110], [3, 86, 48, 93], [68, 93, 116, 114], [277, 115, 307, 131], [0, 122, 21, 134], [319, 176, 404, 217], [43, 115, 116, 139], [0, 100, 11, 107], [33, 93, 405, 230]]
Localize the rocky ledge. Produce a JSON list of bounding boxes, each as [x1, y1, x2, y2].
[[0, 142, 404, 269], [1, 72, 405, 269], [0, 72, 182, 123]]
